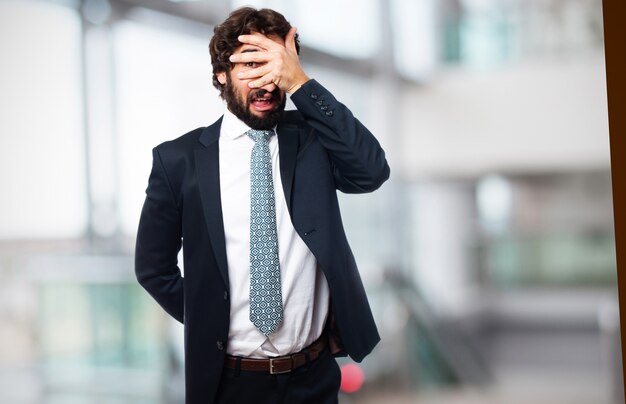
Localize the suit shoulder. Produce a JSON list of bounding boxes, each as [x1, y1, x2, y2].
[[154, 126, 205, 154]]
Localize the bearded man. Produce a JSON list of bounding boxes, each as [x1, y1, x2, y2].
[[135, 6, 390, 404]]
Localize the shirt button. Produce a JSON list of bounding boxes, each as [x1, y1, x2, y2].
[[216, 340, 224, 351], [223, 291, 228, 301]]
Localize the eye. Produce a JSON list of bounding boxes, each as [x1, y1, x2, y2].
[[245, 61, 257, 68]]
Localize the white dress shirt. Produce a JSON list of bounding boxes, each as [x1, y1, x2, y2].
[[218, 107, 330, 358]]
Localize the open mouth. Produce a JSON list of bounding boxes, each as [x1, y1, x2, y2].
[[249, 92, 278, 112]]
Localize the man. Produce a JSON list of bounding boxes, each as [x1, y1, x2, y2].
[[135, 7, 390, 404]]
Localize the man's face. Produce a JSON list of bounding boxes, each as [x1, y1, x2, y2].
[[217, 34, 287, 130]]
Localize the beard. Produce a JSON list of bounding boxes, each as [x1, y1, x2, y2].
[[222, 75, 286, 130]]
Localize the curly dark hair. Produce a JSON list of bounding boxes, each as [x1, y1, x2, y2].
[[209, 7, 300, 98]]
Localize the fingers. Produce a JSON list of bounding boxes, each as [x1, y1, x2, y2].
[[229, 28, 307, 92], [229, 51, 269, 64], [241, 65, 282, 89], [237, 27, 297, 53], [247, 74, 274, 89], [236, 64, 272, 81], [236, 32, 281, 51]]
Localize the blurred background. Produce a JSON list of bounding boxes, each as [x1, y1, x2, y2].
[[0, 0, 622, 403]]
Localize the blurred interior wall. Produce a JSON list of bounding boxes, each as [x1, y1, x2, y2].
[[0, 0, 621, 403]]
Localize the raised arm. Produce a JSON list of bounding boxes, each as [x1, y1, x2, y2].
[[229, 28, 390, 193], [290, 79, 390, 193]]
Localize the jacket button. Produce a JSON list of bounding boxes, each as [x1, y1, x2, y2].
[[316, 100, 324, 106], [320, 105, 328, 111], [310, 93, 318, 99], [325, 110, 334, 116], [223, 291, 228, 300], [216, 340, 224, 351]]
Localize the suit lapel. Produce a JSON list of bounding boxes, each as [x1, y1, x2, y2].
[[276, 122, 299, 213], [195, 117, 230, 288], [194, 116, 299, 289]]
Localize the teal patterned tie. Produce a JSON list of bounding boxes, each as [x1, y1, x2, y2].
[[246, 129, 283, 336]]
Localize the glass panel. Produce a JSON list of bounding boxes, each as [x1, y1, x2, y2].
[[0, 0, 87, 239], [38, 281, 164, 400], [391, 0, 438, 80], [475, 172, 617, 288], [113, 20, 224, 235], [440, 0, 605, 67], [483, 233, 617, 287], [39, 283, 163, 368], [230, 0, 381, 58]]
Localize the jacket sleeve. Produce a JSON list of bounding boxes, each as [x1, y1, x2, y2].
[[289, 79, 390, 193], [135, 146, 184, 323]]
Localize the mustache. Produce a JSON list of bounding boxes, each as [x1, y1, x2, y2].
[[248, 88, 280, 101]]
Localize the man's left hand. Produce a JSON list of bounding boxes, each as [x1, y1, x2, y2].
[[229, 27, 310, 94]]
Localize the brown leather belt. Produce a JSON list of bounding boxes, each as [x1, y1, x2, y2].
[[224, 335, 328, 375]]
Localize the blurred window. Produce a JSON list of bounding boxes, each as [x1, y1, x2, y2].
[[391, 0, 438, 81], [230, 0, 381, 59], [112, 18, 224, 235], [0, 0, 87, 239], [441, 0, 604, 68], [477, 172, 617, 287]]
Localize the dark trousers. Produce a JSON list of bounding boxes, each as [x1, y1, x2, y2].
[[215, 349, 341, 404]]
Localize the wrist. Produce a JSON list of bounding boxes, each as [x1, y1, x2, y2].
[[286, 75, 311, 94]]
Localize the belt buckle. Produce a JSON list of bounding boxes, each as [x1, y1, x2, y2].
[[269, 357, 291, 375]]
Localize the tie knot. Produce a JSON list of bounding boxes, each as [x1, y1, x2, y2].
[[246, 129, 273, 143]]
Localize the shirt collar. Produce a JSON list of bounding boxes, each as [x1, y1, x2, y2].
[[220, 106, 277, 140]]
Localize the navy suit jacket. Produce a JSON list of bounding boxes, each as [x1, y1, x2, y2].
[[135, 79, 390, 403]]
